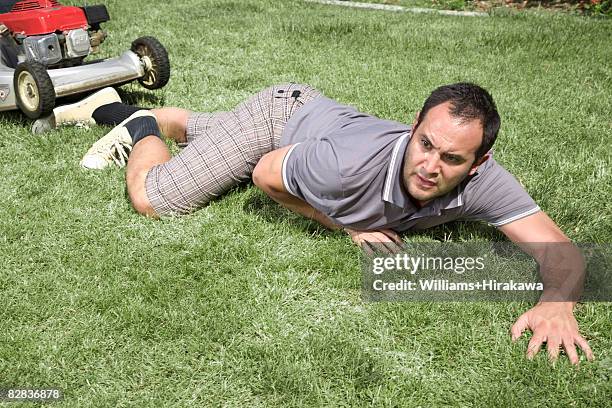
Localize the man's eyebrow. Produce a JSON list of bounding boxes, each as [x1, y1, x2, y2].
[[421, 133, 466, 158], [443, 152, 466, 161]]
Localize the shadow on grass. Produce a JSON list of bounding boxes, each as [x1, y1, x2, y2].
[[404, 221, 508, 242], [118, 174, 507, 244], [0, 109, 28, 127], [242, 187, 331, 236], [243, 187, 508, 242], [117, 87, 165, 107]]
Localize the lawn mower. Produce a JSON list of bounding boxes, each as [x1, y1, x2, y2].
[[0, 0, 170, 119]]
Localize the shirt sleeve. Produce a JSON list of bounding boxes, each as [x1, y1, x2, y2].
[[460, 159, 541, 227], [281, 139, 344, 216]]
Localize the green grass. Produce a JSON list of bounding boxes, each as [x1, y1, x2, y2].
[[1, 0, 611, 406]]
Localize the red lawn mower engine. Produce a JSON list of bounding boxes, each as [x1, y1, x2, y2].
[[0, 0, 108, 66], [0, 0, 170, 118]]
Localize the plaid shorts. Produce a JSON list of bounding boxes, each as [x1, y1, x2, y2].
[[144, 83, 323, 216]]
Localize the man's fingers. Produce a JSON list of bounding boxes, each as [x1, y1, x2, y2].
[[511, 314, 528, 342], [372, 231, 403, 253], [384, 240, 404, 253], [358, 232, 403, 254], [527, 335, 545, 359], [349, 229, 404, 254], [381, 240, 403, 254], [368, 240, 402, 255], [511, 303, 594, 365], [562, 337, 580, 365], [574, 335, 594, 361], [368, 231, 398, 244], [361, 241, 375, 257], [379, 229, 404, 246], [546, 337, 561, 362]]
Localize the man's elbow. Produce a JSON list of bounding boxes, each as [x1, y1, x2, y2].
[[253, 155, 281, 195], [252, 161, 267, 190]]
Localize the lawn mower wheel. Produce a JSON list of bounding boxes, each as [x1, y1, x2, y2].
[[131, 36, 170, 90], [14, 62, 56, 119]]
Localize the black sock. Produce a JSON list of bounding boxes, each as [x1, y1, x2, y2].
[[92, 102, 146, 126], [125, 116, 162, 146]]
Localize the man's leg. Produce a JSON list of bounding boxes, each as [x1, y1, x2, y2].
[[125, 135, 170, 217], [150, 108, 191, 144], [92, 103, 191, 143], [79, 103, 246, 216], [80, 104, 192, 216], [139, 108, 253, 216], [83, 83, 322, 217], [139, 84, 322, 216], [124, 108, 193, 216], [32, 87, 122, 134], [32, 86, 191, 145], [124, 104, 224, 216]]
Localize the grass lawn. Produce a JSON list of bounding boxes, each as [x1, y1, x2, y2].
[[1, 0, 611, 406]]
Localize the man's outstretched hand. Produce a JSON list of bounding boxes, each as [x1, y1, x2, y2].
[[345, 228, 404, 254], [511, 302, 594, 365]]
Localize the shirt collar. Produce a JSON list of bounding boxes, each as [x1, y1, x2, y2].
[[382, 130, 464, 212], [433, 185, 464, 211], [382, 132, 411, 208]]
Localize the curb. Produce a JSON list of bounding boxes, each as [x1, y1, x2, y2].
[[304, 0, 490, 17]]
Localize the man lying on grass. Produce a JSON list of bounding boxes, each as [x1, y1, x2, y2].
[[35, 82, 594, 365]]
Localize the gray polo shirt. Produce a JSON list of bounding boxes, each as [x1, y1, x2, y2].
[[280, 97, 540, 232]]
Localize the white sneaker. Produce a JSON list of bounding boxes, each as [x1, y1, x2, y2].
[[32, 87, 122, 134], [80, 110, 156, 170]]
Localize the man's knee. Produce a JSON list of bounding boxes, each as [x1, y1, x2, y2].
[[126, 169, 158, 217], [130, 191, 156, 217]]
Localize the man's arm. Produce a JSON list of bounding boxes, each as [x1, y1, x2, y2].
[[253, 146, 403, 252], [253, 145, 341, 230], [498, 211, 594, 364]]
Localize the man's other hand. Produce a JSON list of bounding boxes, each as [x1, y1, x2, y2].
[[344, 228, 404, 254], [511, 302, 594, 365]]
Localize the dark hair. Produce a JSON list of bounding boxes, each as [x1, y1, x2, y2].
[[416, 83, 501, 160]]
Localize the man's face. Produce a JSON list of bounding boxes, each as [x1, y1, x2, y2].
[[402, 102, 484, 204]]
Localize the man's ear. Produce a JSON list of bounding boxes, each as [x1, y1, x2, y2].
[[468, 153, 490, 176]]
